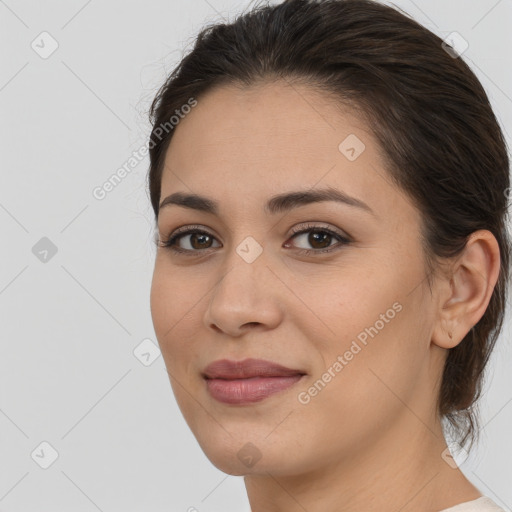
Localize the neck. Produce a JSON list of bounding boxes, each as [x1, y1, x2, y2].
[[244, 413, 481, 512]]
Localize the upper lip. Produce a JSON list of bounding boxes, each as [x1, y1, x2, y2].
[[202, 358, 306, 380]]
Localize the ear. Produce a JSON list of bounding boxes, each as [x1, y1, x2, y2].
[[431, 230, 501, 349]]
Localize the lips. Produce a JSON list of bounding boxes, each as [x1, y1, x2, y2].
[[202, 358, 306, 405], [202, 358, 306, 379]]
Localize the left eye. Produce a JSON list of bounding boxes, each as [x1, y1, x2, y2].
[[288, 228, 341, 251], [285, 226, 350, 254]]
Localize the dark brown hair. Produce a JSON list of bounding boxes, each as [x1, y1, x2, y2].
[[147, 0, 511, 450]]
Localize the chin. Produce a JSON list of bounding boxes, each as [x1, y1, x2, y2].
[[171, 383, 314, 475], [190, 422, 308, 477], [199, 444, 281, 476]]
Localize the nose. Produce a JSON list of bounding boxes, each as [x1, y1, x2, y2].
[[203, 248, 284, 337]]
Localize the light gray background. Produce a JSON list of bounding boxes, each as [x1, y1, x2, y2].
[[0, 1, 511, 511]]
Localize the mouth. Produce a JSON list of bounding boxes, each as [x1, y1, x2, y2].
[[202, 358, 307, 405]]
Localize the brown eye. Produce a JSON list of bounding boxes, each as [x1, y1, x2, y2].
[[158, 226, 221, 254], [286, 224, 351, 255], [158, 223, 350, 257], [187, 232, 215, 250], [306, 231, 333, 249]]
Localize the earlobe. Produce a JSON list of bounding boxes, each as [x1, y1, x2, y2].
[[431, 230, 501, 350], [432, 315, 458, 350]]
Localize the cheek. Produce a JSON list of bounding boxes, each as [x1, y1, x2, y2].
[[150, 263, 206, 379], [150, 274, 200, 416], [150, 261, 195, 345], [302, 259, 428, 398], [149, 262, 169, 333], [300, 269, 400, 351]]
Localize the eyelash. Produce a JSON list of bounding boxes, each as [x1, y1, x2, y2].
[[156, 222, 351, 257]]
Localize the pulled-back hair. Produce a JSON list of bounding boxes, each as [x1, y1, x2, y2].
[[147, 0, 511, 451]]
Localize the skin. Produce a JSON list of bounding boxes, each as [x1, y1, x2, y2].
[[150, 79, 501, 512]]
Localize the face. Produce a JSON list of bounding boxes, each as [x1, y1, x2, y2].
[[150, 80, 444, 477]]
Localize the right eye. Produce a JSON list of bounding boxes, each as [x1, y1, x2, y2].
[[157, 225, 221, 255]]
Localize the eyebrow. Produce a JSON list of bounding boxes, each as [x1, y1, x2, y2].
[[159, 187, 375, 217]]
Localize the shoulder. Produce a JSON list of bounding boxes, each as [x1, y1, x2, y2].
[[439, 496, 507, 512]]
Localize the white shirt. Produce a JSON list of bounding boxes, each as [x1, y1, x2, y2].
[[439, 496, 506, 511]]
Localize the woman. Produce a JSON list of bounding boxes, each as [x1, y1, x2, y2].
[[147, 0, 510, 510]]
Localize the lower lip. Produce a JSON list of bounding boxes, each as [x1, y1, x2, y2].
[[205, 375, 304, 405]]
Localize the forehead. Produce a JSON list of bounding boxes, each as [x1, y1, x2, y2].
[[159, 80, 413, 219], [164, 79, 371, 163]]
